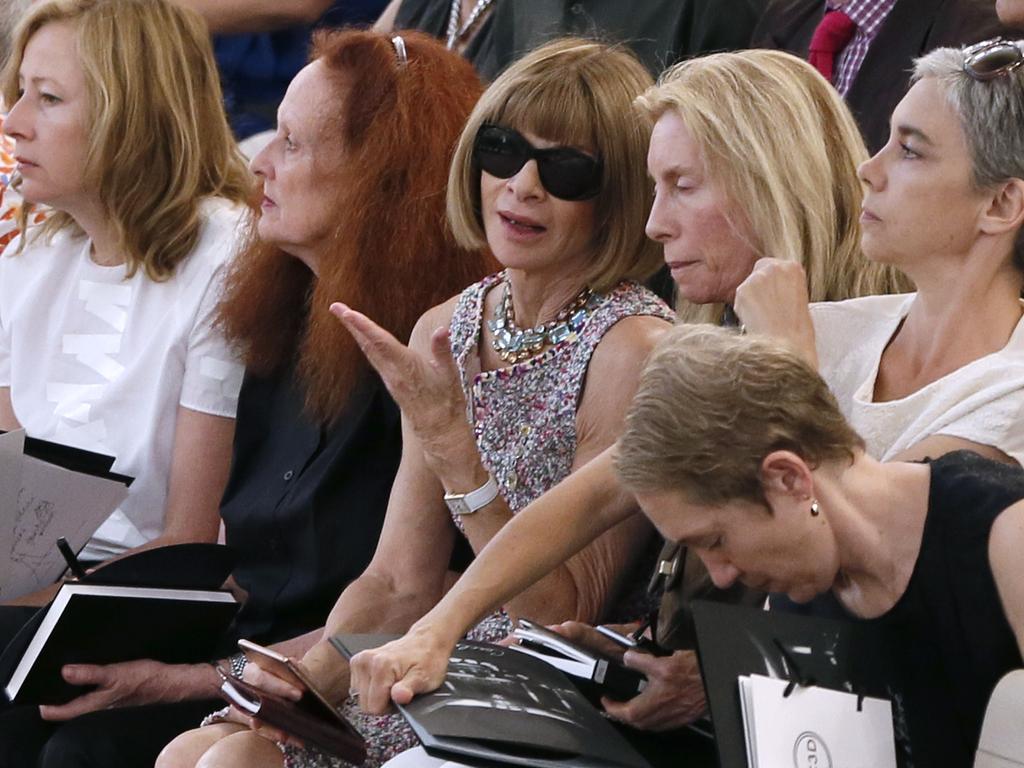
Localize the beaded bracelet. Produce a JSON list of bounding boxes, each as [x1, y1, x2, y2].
[[227, 651, 248, 679]]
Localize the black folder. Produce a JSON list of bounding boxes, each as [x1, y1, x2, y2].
[[333, 635, 652, 768]]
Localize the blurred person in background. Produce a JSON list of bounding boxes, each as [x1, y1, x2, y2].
[[752, 0, 1009, 152]]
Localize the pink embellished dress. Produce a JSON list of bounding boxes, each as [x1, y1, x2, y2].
[[282, 272, 674, 768]]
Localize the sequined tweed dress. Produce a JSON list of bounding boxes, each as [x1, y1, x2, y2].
[[281, 273, 673, 768]]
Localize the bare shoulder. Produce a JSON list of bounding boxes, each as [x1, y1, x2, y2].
[[587, 314, 674, 375], [409, 294, 462, 351], [575, 314, 674, 453]]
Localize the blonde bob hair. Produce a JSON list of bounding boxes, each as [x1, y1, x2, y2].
[[447, 38, 660, 293], [616, 324, 864, 506], [635, 49, 909, 323], [2, 0, 252, 280]]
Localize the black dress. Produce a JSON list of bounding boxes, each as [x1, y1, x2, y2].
[[222, 366, 402, 646], [773, 451, 1024, 768]]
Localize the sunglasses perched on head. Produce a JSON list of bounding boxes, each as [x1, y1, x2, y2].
[[962, 38, 1023, 81], [472, 124, 603, 201]]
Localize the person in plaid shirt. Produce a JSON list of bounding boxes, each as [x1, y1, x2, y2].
[[751, 0, 1010, 153]]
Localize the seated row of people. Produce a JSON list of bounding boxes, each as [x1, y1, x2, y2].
[[169, 24, 1024, 768], [0, 1, 1021, 767], [334, 30, 1024, 768]]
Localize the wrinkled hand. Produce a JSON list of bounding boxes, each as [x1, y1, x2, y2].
[[39, 659, 213, 721], [330, 302, 478, 476], [219, 704, 307, 749], [222, 657, 308, 747], [601, 649, 706, 732], [242, 657, 304, 702], [347, 629, 454, 715], [733, 259, 817, 366]]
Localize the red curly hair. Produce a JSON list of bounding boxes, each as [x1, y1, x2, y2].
[[217, 29, 496, 423]]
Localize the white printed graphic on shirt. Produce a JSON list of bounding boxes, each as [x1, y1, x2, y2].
[[46, 279, 132, 450]]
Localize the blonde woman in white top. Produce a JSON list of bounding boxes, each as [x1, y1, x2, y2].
[[0, 0, 252, 569]]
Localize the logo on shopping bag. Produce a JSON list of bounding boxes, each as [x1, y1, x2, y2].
[[793, 731, 833, 768]]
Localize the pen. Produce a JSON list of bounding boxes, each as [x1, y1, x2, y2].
[[56, 536, 88, 580]]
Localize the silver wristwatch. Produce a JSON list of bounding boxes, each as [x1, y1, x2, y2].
[[443, 475, 499, 515]]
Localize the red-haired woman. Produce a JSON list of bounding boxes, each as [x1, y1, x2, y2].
[[0, 29, 492, 768], [162, 36, 676, 768]]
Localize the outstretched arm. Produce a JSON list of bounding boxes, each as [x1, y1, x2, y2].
[[332, 303, 664, 624], [348, 445, 640, 713]]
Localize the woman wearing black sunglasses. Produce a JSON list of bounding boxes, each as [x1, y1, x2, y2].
[[168, 38, 676, 768]]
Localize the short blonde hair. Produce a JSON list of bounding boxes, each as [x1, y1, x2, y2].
[[616, 324, 863, 505], [2, 0, 252, 280], [447, 38, 660, 293], [635, 49, 909, 323]]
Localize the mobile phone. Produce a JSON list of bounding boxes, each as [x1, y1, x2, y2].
[[597, 623, 670, 657], [236, 638, 344, 715]]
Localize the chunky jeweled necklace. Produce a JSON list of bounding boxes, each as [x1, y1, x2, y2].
[[487, 277, 595, 364], [446, 0, 496, 50]]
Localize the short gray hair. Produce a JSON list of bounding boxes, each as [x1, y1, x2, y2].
[[913, 42, 1024, 269], [1, 0, 33, 67]]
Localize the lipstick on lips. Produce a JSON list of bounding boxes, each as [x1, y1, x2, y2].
[[665, 260, 697, 275], [499, 210, 546, 238], [860, 200, 881, 223]]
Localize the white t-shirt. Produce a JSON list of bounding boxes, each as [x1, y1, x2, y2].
[[0, 197, 247, 558], [812, 293, 1024, 466]]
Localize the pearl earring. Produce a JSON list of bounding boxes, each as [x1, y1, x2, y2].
[[810, 499, 821, 517]]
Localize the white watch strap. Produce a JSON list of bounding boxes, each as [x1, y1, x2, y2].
[[444, 475, 499, 515]]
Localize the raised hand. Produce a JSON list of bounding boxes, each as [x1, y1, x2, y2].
[[329, 302, 479, 478], [733, 259, 818, 366]]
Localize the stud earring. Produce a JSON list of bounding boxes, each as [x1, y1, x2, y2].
[[810, 499, 820, 517]]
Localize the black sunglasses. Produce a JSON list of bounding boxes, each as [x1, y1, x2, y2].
[[962, 38, 1023, 81], [472, 124, 603, 201]]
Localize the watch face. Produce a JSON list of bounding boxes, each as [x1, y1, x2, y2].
[[445, 497, 472, 516]]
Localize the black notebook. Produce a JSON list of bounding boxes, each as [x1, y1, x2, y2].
[[333, 635, 651, 768], [2, 582, 238, 705]]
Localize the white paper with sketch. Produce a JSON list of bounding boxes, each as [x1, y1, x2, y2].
[[738, 673, 897, 768], [0, 430, 129, 599]]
